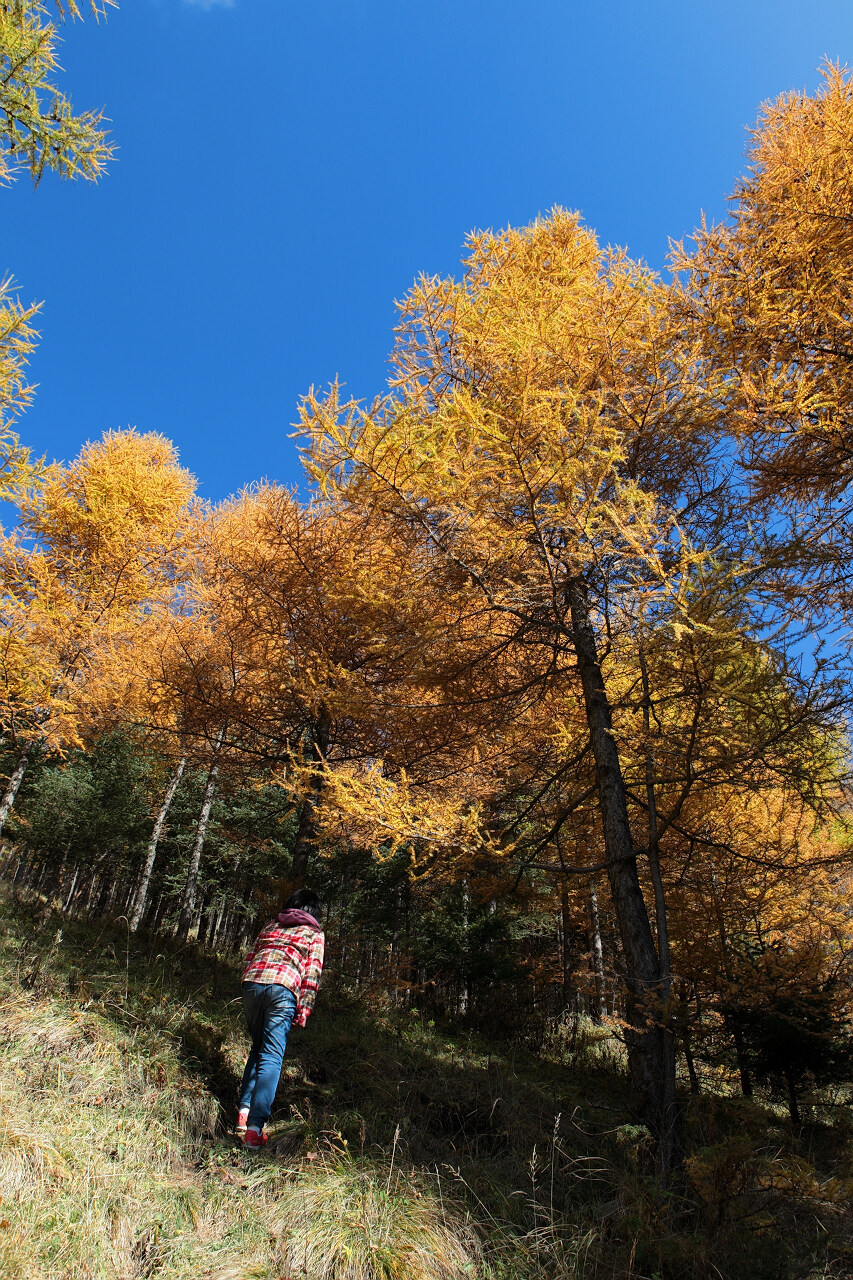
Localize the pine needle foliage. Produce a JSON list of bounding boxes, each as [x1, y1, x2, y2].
[[0, 0, 113, 187]]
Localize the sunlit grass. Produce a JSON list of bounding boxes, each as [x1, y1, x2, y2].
[[277, 1156, 484, 1280], [0, 932, 282, 1277]]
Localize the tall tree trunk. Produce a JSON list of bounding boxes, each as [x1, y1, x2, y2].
[[568, 578, 677, 1172], [216, 902, 233, 951], [682, 1030, 700, 1096], [150, 892, 166, 933], [731, 1024, 753, 1098], [212, 856, 240, 952], [94, 875, 112, 918], [192, 897, 206, 943], [784, 1068, 801, 1126], [290, 707, 331, 886], [707, 858, 753, 1097], [560, 883, 575, 1012], [459, 879, 470, 1017], [638, 646, 680, 1168], [177, 757, 220, 941], [129, 756, 186, 933], [588, 881, 607, 1021], [63, 864, 81, 914], [210, 894, 227, 951], [0, 742, 33, 834], [390, 883, 403, 1002]]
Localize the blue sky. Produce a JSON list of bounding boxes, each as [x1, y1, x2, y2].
[[4, 0, 853, 500]]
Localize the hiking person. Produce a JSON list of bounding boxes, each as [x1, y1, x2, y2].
[[236, 888, 325, 1150]]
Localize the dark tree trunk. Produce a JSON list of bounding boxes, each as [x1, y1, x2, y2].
[[784, 1069, 801, 1126], [390, 882, 403, 1002], [149, 893, 166, 933], [35, 857, 53, 896], [732, 1024, 753, 1098], [209, 895, 226, 951], [560, 884, 573, 1011], [94, 876, 112, 918], [459, 879, 470, 1017], [707, 858, 754, 1098], [638, 646, 679, 1169], [588, 881, 607, 1021], [291, 707, 331, 886], [568, 577, 678, 1174], [682, 1032, 700, 1096]]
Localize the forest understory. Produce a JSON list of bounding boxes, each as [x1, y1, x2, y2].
[[1, 883, 851, 1280]]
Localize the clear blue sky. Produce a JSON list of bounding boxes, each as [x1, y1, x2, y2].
[[4, 0, 853, 500]]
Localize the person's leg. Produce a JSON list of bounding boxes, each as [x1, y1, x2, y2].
[[246, 985, 297, 1132], [238, 983, 266, 1120], [237, 1049, 259, 1117]]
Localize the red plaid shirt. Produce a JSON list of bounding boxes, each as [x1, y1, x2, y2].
[[242, 918, 325, 1027]]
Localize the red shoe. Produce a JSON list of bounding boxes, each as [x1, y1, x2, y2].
[[236, 1108, 249, 1134], [242, 1127, 268, 1150]]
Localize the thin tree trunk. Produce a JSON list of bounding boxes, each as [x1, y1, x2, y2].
[[108, 875, 123, 914], [291, 708, 331, 886], [177, 757, 219, 940], [682, 1031, 700, 1096], [560, 884, 574, 1012], [708, 858, 753, 1097], [129, 756, 186, 933], [54, 844, 73, 907], [83, 874, 99, 918], [36, 857, 53, 896], [589, 881, 607, 1021], [459, 879, 470, 1017], [568, 578, 676, 1172], [63, 864, 81, 914], [94, 876, 112, 918], [213, 855, 240, 951], [0, 742, 33, 834], [210, 895, 227, 951], [784, 1068, 801, 1126], [639, 646, 679, 1170], [390, 883, 403, 1002], [638, 649, 672, 997]]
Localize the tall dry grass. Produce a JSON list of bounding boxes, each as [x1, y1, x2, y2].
[[0, 987, 282, 1278], [276, 1153, 484, 1280]]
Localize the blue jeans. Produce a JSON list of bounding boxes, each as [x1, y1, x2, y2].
[[238, 982, 297, 1129]]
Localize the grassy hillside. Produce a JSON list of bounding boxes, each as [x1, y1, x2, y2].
[[0, 886, 851, 1280]]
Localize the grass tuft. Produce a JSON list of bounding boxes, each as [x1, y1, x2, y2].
[[277, 1156, 485, 1280]]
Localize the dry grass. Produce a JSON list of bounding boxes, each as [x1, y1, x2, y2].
[[0, 894, 501, 1280], [0, 980, 497, 1280], [0, 984, 283, 1278], [2, 889, 851, 1280], [277, 1156, 485, 1280]]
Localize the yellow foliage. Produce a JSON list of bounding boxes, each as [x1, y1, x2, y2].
[[0, 429, 195, 750]]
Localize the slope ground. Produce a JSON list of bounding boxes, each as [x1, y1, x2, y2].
[[0, 886, 850, 1280]]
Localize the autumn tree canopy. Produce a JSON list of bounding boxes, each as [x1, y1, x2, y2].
[[2, 60, 853, 1186]]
